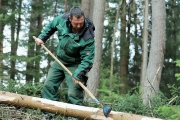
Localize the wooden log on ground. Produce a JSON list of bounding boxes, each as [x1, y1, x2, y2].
[[0, 91, 163, 120]]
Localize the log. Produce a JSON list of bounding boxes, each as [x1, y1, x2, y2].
[[0, 91, 163, 120]]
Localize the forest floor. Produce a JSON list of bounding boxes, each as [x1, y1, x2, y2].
[[0, 104, 70, 120], [0, 104, 42, 120]]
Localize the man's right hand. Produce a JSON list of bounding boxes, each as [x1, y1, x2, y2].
[[33, 36, 44, 46]]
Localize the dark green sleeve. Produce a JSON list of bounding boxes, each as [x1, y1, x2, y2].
[[38, 16, 62, 42], [72, 38, 95, 82]]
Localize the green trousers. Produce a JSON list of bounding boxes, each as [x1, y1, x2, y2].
[[41, 61, 83, 105]]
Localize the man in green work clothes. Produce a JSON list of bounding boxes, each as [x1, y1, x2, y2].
[[34, 6, 95, 119]]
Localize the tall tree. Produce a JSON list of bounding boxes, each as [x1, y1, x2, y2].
[[81, 0, 94, 19], [0, 0, 2, 83], [0, 0, 8, 82], [81, 0, 90, 17], [110, 1, 121, 92], [87, 0, 106, 99], [26, 0, 41, 82], [34, 0, 43, 83], [102, 1, 116, 67], [9, 0, 16, 80], [81, 0, 94, 101], [10, 0, 22, 80], [129, 0, 142, 89], [140, 0, 149, 89], [119, 0, 129, 94], [64, 0, 68, 13], [142, 0, 166, 104]]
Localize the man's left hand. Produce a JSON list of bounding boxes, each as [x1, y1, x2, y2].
[[72, 78, 84, 84]]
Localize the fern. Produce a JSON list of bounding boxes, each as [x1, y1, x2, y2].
[[157, 105, 180, 120]]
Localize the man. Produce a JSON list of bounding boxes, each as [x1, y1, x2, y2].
[[34, 6, 95, 119]]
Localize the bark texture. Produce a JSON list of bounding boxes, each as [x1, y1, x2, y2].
[[142, 0, 166, 104], [0, 91, 163, 120]]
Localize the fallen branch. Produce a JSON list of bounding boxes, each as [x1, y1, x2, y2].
[[168, 96, 178, 105]]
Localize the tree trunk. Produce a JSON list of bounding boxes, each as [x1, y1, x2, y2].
[[64, 0, 68, 13], [81, 0, 94, 101], [110, 1, 121, 92], [81, 0, 94, 19], [10, 0, 16, 80], [86, 0, 106, 101], [81, 0, 90, 18], [26, 0, 42, 82], [171, 0, 178, 80], [0, 91, 163, 120], [120, 0, 129, 94], [0, 0, 8, 83], [0, 0, 5, 83], [34, 0, 43, 83], [142, 0, 166, 104], [131, 0, 141, 88], [140, 0, 149, 90]]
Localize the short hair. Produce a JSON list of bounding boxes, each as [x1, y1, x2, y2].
[[70, 6, 84, 18]]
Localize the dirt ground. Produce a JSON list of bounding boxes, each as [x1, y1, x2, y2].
[[0, 104, 42, 120]]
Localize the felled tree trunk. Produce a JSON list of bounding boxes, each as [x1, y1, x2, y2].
[[0, 91, 163, 120]]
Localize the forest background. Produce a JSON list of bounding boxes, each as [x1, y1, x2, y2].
[[0, 0, 180, 119]]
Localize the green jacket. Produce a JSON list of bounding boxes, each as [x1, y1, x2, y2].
[[38, 13, 95, 82]]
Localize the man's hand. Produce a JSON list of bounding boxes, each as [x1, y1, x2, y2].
[[72, 78, 84, 84], [33, 36, 44, 46]]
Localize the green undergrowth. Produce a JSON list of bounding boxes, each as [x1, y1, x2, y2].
[[0, 79, 180, 120], [157, 105, 180, 120]]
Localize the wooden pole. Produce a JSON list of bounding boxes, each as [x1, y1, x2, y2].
[[0, 91, 163, 120]]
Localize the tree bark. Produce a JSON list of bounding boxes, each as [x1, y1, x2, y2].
[[120, 0, 129, 94], [26, 0, 43, 82], [34, 0, 43, 83], [86, 0, 106, 101], [110, 2, 121, 92], [0, 91, 163, 120], [64, 0, 68, 13], [81, 0, 90, 18], [140, 0, 149, 91], [0, 0, 6, 83], [81, 0, 94, 19], [0, 0, 8, 83], [26, 1, 36, 82], [10, 0, 16, 80], [81, 0, 95, 101], [142, 0, 166, 104]]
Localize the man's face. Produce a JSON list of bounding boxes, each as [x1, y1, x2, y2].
[[70, 15, 84, 33]]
